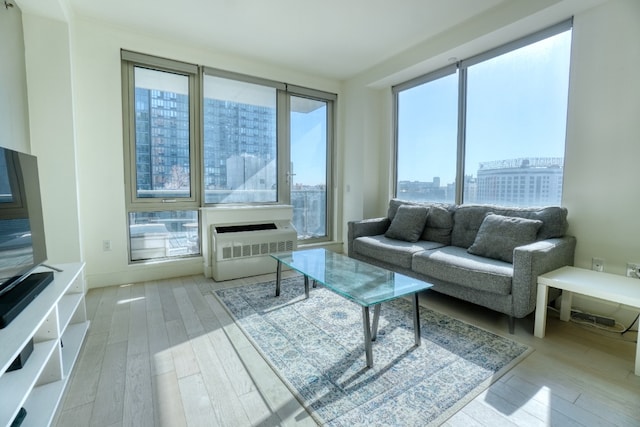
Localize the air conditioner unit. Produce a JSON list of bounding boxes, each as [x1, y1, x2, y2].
[[211, 220, 297, 281]]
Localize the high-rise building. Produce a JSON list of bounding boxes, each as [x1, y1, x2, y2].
[[134, 87, 276, 198], [476, 158, 563, 206]]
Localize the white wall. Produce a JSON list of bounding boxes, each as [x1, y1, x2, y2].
[[562, 0, 640, 322], [0, 4, 30, 153], [22, 13, 83, 265], [342, 0, 640, 322]]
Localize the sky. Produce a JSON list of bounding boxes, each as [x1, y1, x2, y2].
[[397, 29, 572, 185], [290, 104, 327, 186]]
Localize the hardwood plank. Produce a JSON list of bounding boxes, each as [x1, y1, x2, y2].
[[55, 402, 94, 427], [157, 277, 182, 322], [61, 330, 108, 409], [144, 282, 172, 376], [202, 294, 255, 397], [153, 370, 187, 427], [503, 374, 618, 427], [190, 333, 252, 425], [487, 379, 591, 427], [173, 285, 205, 338], [84, 286, 103, 322], [108, 285, 131, 345], [127, 282, 149, 357], [575, 390, 640, 427], [165, 318, 199, 379], [90, 340, 128, 426], [123, 352, 154, 427], [443, 410, 486, 427], [178, 373, 216, 426]]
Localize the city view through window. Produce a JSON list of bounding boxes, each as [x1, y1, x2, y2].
[[132, 70, 329, 248], [396, 27, 572, 207]]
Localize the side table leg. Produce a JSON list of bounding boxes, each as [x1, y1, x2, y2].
[[412, 293, 421, 346], [559, 290, 573, 322], [304, 275, 309, 299], [534, 283, 549, 338], [362, 306, 373, 368], [275, 260, 282, 297]]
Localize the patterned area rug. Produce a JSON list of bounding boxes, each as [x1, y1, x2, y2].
[[214, 276, 532, 426]]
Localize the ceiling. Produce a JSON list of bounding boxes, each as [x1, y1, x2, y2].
[[16, 0, 607, 80], [60, 0, 507, 80]]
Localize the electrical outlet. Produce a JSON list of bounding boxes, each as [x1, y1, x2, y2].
[[103, 240, 112, 251], [591, 257, 604, 272], [626, 262, 640, 278]]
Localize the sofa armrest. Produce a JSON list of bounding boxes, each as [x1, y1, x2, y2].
[[511, 236, 576, 318], [347, 217, 390, 257]]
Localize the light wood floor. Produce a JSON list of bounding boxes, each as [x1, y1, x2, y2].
[[55, 271, 640, 426]]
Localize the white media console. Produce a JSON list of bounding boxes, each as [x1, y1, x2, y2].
[[0, 262, 88, 427]]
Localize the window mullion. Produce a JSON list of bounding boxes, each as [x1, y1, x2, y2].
[[456, 65, 467, 205]]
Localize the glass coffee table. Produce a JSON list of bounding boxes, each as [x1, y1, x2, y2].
[[271, 248, 433, 368]]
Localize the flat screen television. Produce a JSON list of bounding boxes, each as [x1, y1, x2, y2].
[[0, 146, 52, 328]]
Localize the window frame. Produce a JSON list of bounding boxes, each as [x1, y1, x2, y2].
[[285, 86, 336, 244], [121, 51, 201, 210], [392, 19, 573, 206]]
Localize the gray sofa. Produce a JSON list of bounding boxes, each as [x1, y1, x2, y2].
[[347, 199, 576, 333]]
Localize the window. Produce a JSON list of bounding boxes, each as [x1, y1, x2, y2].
[[123, 53, 336, 262], [202, 73, 279, 204], [290, 94, 332, 241], [122, 53, 200, 262], [394, 21, 572, 207]]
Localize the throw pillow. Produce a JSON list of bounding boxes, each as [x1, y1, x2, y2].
[[385, 205, 428, 243], [467, 213, 543, 263], [421, 205, 453, 245]]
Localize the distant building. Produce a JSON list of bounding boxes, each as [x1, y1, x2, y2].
[[476, 158, 563, 206], [134, 87, 276, 198]]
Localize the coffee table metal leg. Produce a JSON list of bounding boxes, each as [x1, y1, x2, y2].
[[371, 304, 381, 341], [362, 306, 374, 368], [413, 293, 421, 346], [275, 260, 282, 297], [304, 275, 309, 298]]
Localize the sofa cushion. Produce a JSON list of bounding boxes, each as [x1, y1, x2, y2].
[[451, 204, 568, 248], [467, 213, 543, 263], [497, 206, 568, 240], [421, 205, 454, 245], [385, 205, 428, 242], [354, 235, 444, 269], [412, 246, 514, 295]]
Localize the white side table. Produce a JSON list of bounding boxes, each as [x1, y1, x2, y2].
[[534, 266, 640, 375]]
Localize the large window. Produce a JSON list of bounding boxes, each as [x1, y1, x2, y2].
[[123, 53, 336, 262], [394, 21, 572, 207], [122, 53, 200, 262]]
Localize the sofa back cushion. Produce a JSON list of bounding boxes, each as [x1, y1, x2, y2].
[[387, 199, 456, 244], [385, 205, 428, 242], [467, 213, 543, 263], [421, 205, 454, 245], [451, 204, 568, 248]]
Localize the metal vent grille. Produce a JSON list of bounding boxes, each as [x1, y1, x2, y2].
[[220, 239, 296, 260]]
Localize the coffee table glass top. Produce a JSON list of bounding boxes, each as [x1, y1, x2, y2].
[[271, 248, 432, 307]]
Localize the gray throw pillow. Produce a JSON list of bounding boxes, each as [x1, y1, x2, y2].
[[421, 205, 453, 245], [467, 213, 543, 263], [385, 205, 428, 243]]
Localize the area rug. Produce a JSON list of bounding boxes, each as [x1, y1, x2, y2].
[[214, 276, 532, 426]]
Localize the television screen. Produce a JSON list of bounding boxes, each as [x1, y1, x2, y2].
[[0, 147, 47, 297]]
